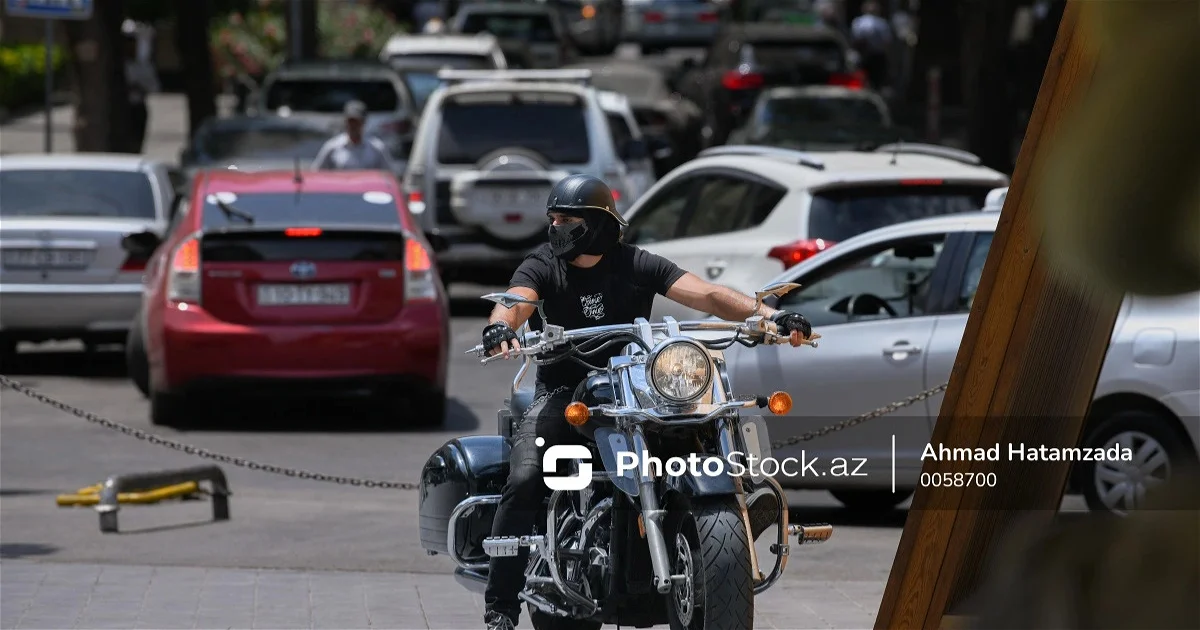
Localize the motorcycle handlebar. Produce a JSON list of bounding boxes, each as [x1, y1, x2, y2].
[[467, 318, 818, 364]]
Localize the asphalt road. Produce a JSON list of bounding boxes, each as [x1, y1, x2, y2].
[[0, 46, 905, 620]]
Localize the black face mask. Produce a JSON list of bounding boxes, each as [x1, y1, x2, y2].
[[548, 211, 618, 260]]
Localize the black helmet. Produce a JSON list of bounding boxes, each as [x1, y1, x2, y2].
[[545, 174, 628, 260]]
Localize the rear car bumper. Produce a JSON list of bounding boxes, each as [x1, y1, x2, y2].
[[152, 301, 448, 395], [0, 283, 142, 339]]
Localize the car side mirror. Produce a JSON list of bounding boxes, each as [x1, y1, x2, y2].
[[425, 231, 448, 253], [754, 282, 802, 312], [121, 231, 162, 257], [622, 138, 649, 161], [482, 292, 547, 324]]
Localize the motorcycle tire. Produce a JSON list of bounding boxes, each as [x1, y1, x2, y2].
[[666, 496, 754, 630], [529, 609, 601, 630]]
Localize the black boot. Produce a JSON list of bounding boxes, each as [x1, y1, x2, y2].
[[484, 610, 516, 629]]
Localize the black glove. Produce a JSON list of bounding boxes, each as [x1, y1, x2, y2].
[[769, 310, 812, 339], [482, 322, 519, 354]]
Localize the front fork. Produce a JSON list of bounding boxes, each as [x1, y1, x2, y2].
[[629, 416, 761, 595]]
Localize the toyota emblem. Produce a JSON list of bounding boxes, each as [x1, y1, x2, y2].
[[290, 261, 317, 279]]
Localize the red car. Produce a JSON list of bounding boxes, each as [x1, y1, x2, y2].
[[123, 169, 450, 428]]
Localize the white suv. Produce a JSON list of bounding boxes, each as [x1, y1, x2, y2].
[[403, 69, 638, 286], [621, 144, 1011, 320]]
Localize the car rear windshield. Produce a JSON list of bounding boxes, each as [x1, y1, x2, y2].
[[0, 169, 155, 219], [437, 95, 590, 164], [264, 79, 400, 113], [750, 40, 845, 68], [200, 192, 400, 229], [807, 184, 993, 242], [390, 53, 493, 69], [764, 96, 886, 127], [460, 14, 558, 42], [200, 127, 331, 161]]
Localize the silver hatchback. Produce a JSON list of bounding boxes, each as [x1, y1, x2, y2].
[[0, 154, 175, 356]]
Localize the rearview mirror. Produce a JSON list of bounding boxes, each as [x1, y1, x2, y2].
[[121, 231, 162, 257], [894, 242, 936, 259], [754, 282, 802, 312], [482, 292, 547, 323]]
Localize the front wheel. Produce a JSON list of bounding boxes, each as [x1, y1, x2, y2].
[[667, 496, 754, 630]]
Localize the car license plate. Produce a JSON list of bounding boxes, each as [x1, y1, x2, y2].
[[1, 249, 90, 269], [256, 283, 351, 306]]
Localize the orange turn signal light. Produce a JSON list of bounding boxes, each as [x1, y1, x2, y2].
[[581, 4, 596, 19], [565, 402, 590, 426], [767, 391, 793, 415]]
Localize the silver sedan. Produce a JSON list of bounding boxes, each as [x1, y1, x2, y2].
[[0, 154, 176, 356], [722, 209, 1200, 516]]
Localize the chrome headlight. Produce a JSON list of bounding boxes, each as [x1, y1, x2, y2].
[[648, 340, 712, 403]]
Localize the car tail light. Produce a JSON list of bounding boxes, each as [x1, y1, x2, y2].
[[285, 227, 322, 237], [404, 238, 437, 302], [406, 189, 427, 215], [768, 238, 833, 269], [167, 236, 201, 304], [828, 70, 866, 89], [697, 11, 718, 22], [643, 11, 664, 23], [722, 70, 764, 90]]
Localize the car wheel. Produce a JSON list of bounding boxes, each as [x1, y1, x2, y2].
[[125, 319, 149, 399], [830, 489, 913, 513], [150, 391, 193, 428], [1079, 409, 1198, 516]]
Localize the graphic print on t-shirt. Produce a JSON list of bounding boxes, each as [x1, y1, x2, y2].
[[580, 292, 605, 320]]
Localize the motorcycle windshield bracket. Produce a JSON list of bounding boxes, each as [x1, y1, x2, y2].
[[594, 427, 640, 496]]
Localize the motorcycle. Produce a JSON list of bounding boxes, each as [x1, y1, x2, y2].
[[418, 282, 834, 629]]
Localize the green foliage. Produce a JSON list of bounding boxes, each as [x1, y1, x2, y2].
[[209, 0, 408, 80], [0, 44, 66, 110]]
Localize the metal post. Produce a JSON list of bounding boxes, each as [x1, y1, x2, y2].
[[43, 19, 53, 153], [289, 0, 303, 61]]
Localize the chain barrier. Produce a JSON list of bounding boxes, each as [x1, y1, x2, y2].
[[0, 374, 948, 490]]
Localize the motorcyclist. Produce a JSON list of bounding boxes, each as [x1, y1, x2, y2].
[[480, 174, 815, 630]]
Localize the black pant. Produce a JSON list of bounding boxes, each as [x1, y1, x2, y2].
[[130, 101, 148, 154], [484, 385, 580, 622]]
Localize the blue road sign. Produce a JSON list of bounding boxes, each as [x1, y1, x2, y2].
[[4, 0, 93, 20]]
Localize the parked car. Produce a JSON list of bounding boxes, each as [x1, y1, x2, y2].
[[620, 144, 1009, 321], [726, 85, 900, 149], [0, 154, 177, 358], [123, 168, 450, 428], [673, 22, 864, 147], [723, 208, 1200, 516], [178, 115, 337, 179], [565, 58, 705, 177], [255, 60, 418, 171], [597, 90, 657, 203], [624, 0, 722, 55], [403, 69, 639, 286], [450, 3, 577, 69], [547, 0, 625, 55]]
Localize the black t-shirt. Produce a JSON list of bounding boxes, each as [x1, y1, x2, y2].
[[509, 242, 688, 390]]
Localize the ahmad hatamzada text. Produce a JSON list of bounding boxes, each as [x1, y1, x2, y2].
[[922, 442, 1134, 462]]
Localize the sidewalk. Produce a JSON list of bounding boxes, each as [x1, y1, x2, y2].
[[0, 559, 883, 629]]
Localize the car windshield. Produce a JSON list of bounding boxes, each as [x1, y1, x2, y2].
[[807, 184, 993, 242], [0, 169, 156, 218], [389, 53, 493, 70], [199, 127, 331, 162], [200, 192, 400, 228], [264, 79, 399, 113], [436, 95, 590, 164], [750, 40, 845, 68], [459, 14, 557, 42]]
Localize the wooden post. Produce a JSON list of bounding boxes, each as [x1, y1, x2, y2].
[[874, 2, 1123, 627]]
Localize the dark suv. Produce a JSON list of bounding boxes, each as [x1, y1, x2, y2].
[[673, 23, 864, 147]]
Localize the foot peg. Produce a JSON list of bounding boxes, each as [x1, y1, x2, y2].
[[788, 523, 833, 544], [483, 535, 545, 557]]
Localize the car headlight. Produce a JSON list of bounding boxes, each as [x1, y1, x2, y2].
[[649, 340, 712, 403]]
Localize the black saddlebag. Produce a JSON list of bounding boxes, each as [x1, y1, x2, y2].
[[418, 435, 510, 558]]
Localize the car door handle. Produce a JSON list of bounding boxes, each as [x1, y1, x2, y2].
[[883, 343, 922, 358]]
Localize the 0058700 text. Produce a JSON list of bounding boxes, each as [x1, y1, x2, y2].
[[919, 471, 999, 488]]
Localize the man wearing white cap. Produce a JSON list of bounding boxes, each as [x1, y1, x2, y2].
[[312, 100, 396, 171]]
